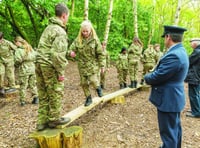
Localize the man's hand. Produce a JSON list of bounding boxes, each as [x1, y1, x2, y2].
[[70, 51, 76, 58], [101, 67, 105, 73], [58, 76, 65, 81]]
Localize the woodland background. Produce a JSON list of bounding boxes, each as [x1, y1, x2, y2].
[[1, 1, 200, 147], [0, 0, 200, 59]]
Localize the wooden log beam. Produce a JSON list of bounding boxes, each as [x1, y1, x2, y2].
[[58, 85, 146, 128]]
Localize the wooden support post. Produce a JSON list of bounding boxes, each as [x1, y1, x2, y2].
[[110, 95, 125, 104], [29, 126, 83, 148], [62, 126, 83, 148]]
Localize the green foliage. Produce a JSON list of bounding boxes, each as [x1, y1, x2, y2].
[[0, 0, 199, 57]]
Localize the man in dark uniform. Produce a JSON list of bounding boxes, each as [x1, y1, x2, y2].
[[144, 25, 189, 148], [185, 38, 200, 118]]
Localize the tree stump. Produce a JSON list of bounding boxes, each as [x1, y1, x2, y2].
[[62, 126, 83, 148], [29, 126, 83, 148]]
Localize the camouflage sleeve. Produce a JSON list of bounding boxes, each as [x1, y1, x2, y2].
[[115, 54, 121, 70], [95, 39, 106, 68], [67, 39, 77, 58], [14, 48, 24, 65], [51, 34, 68, 76], [8, 41, 17, 51], [106, 51, 111, 68]]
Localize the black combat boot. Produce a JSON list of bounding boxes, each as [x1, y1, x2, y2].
[[101, 84, 104, 90], [84, 95, 92, 106], [0, 88, 5, 95], [20, 101, 26, 106], [36, 123, 48, 131], [32, 96, 39, 104], [120, 84, 124, 89], [129, 81, 134, 88], [140, 79, 144, 85], [134, 80, 138, 88], [124, 83, 127, 88], [5, 87, 17, 93], [48, 117, 71, 128], [96, 86, 103, 97]]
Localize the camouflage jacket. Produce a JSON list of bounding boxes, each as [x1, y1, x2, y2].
[[15, 47, 36, 76], [37, 17, 68, 76], [142, 47, 156, 63], [0, 39, 17, 63], [154, 51, 163, 63], [116, 53, 128, 70], [69, 37, 106, 76], [127, 43, 142, 62]]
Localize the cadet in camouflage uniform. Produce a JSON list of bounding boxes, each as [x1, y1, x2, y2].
[[0, 62, 5, 95], [128, 37, 143, 88], [69, 20, 106, 107], [100, 41, 110, 89], [116, 47, 128, 89], [141, 44, 156, 83], [36, 3, 70, 131], [154, 43, 163, 64], [0, 32, 17, 94], [14, 36, 38, 106]]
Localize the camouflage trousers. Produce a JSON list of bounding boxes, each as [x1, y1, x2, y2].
[[0, 61, 15, 88], [142, 62, 155, 77], [19, 74, 38, 103], [100, 70, 107, 86], [0, 63, 5, 88], [80, 73, 100, 97], [36, 63, 64, 125], [117, 68, 128, 84], [128, 60, 139, 81]]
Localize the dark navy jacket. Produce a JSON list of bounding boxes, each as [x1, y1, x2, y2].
[[185, 45, 200, 85], [144, 43, 189, 112]]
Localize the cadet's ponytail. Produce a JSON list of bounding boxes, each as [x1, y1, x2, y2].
[[15, 36, 32, 55]]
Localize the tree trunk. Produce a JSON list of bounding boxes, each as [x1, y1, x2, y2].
[[6, 3, 27, 40], [133, 0, 138, 37], [29, 126, 83, 148], [148, 0, 156, 45], [174, 0, 182, 25], [71, 0, 75, 17], [103, 0, 114, 48], [21, 0, 39, 45], [29, 1, 49, 20], [84, 0, 89, 20]]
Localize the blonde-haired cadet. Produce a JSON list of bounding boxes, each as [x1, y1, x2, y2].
[[69, 20, 106, 106], [14, 36, 38, 106]]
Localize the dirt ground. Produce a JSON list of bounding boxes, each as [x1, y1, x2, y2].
[[0, 61, 200, 148]]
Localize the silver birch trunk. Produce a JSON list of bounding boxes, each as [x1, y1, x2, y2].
[[174, 0, 182, 25], [133, 0, 138, 37], [71, 0, 75, 17], [103, 0, 114, 48], [84, 0, 89, 20], [148, 0, 156, 45]]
